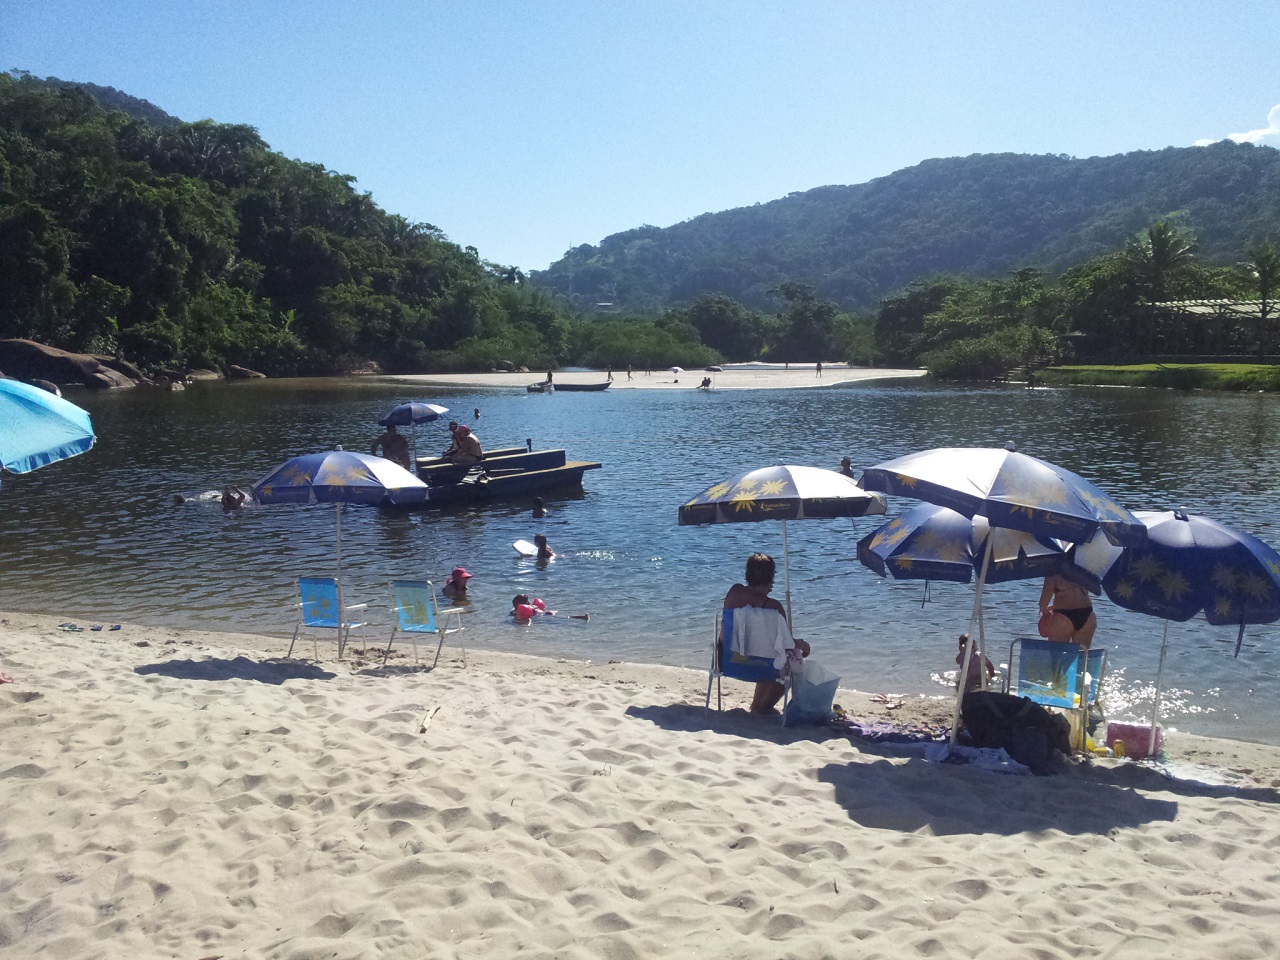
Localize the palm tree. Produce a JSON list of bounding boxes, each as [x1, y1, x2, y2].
[[1124, 221, 1198, 353], [1243, 240, 1280, 355]]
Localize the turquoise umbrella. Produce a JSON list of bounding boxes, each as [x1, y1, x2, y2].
[[0, 379, 96, 477]]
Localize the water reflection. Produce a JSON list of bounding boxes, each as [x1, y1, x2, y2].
[[3, 377, 1280, 743]]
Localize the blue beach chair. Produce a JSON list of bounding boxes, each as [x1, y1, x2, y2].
[[705, 607, 792, 726], [1005, 637, 1108, 751], [289, 577, 368, 660], [383, 580, 466, 668]]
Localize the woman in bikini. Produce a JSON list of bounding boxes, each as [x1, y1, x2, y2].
[[1039, 572, 1097, 647]]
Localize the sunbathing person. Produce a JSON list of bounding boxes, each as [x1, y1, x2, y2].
[[723, 553, 809, 714]]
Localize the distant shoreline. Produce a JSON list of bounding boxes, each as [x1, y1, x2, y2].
[[390, 364, 927, 392]]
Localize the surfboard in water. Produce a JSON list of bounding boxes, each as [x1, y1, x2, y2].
[[513, 539, 538, 557]]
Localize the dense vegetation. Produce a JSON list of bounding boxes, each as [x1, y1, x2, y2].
[[534, 143, 1280, 315], [0, 72, 609, 375], [2, 71, 1277, 382]]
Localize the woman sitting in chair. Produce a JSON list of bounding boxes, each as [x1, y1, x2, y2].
[[723, 553, 810, 715]]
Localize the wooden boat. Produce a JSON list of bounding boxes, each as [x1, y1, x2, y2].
[[413, 446, 602, 506], [526, 381, 611, 393]]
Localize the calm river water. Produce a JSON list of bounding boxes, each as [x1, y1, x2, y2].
[[4, 375, 1280, 744]]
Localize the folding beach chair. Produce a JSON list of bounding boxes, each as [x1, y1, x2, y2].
[[705, 607, 793, 726], [288, 577, 368, 660], [383, 580, 467, 668], [1004, 637, 1108, 751]]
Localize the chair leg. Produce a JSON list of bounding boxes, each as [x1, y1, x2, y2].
[[288, 624, 301, 659], [382, 627, 397, 667], [431, 632, 445, 670]]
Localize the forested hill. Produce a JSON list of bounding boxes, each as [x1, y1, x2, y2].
[[533, 143, 1280, 312], [0, 71, 580, 378]]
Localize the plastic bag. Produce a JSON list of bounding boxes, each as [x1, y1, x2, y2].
[[784, 658, 840, 725]]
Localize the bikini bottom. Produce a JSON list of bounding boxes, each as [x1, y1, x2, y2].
[[1055, 606, 1093, 631]]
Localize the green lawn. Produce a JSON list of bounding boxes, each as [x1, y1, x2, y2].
[[1035, 363, 1280, 391]]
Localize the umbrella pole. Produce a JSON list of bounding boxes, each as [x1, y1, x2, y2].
[[1149, 620, 1170, 759], [950, 538, 995, 746], [781, 520, 793, 627], [335, 503, 346, 658]]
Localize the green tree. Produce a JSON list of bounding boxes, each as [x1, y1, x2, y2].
[[1242, 240, 1280, 354]]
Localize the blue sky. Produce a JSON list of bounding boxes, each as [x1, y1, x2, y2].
[[4, 1, 1278, 271]]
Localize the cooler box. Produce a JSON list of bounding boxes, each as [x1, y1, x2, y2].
[[1106, 721, 1163, 759]]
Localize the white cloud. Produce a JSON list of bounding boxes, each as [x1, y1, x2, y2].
[[1194, 105, 1280, 147], [1227, 104, 1280, 145]]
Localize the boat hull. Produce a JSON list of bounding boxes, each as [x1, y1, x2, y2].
[[527, 381, 611, 393]]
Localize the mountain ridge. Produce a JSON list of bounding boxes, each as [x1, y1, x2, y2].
[[532, 143, 1280, 312]]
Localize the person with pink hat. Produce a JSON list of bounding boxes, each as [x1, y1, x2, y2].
[[442, 567, 473, 601]]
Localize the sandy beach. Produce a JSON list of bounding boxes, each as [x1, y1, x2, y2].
[[3, 612, 1279, 959], [393, 364, 927, 392]]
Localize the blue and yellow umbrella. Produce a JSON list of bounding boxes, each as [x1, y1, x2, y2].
[[679, 464, 887, 621], [1070, 510, 1280, 754], [253, 450, 429, 617]]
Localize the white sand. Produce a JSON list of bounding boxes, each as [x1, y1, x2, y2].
[[391, 364, 926, 392], [3, 611, 1280, 959]]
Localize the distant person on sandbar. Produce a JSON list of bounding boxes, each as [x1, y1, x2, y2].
[[723, 553, 810, 715], [606, 366, 614, 381], [371, 423, 411, 470], [627, 364, 633, 381], [816, 360, 823, 378], [221, 485, 247, 511]]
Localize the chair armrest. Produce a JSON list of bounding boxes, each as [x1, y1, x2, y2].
[[345, 602, 370, 612], [438, 605, 467, 616]]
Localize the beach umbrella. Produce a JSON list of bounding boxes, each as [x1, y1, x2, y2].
[[378, 401, 449, 464], [0, 379, 96, 478], [252, 450, 429, 622], [860, 445, 1144, 743], [670, 366, 684, 374], [858, 503, 1070, 586], [857, 504, 1079, 692], [1069, 510, 1280, 755], [379, 402, 448, 426], [679, 464, 887, 622]]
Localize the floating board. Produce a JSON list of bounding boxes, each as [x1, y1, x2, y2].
[[514, 539, 538, 557]]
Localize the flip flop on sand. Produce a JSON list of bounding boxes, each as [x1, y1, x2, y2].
[[0, 672, 15, 684], [58, 623, 84, 632]]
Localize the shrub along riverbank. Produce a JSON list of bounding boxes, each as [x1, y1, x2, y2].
[[1037, 363, 1280, 391]]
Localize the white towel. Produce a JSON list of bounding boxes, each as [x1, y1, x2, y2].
[[728, 607, 794, 669]]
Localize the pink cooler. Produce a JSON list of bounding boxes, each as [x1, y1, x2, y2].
[[1106, 721, 1163, 759]]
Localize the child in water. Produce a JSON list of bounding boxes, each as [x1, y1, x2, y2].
[[512, 594, 589, 623]]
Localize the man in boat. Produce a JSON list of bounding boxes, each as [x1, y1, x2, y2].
[[371, 423, 411, 470], [447, 424, 484, 465]]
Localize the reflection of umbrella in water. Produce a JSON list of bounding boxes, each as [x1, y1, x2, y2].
[[253, 450, 429, 631], [0, 379, 97, 481], [679, 464, 887, 623], [860, 445, 1145, 742], [379, 401, 449, 464], [1070, 509, 1280, 755]]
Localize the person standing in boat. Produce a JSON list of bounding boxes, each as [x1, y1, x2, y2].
[[371, 423, 411, 470]]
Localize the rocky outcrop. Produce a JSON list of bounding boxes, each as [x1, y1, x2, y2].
[[226, 364, 267, 380], [0, 339, 137, 389]]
